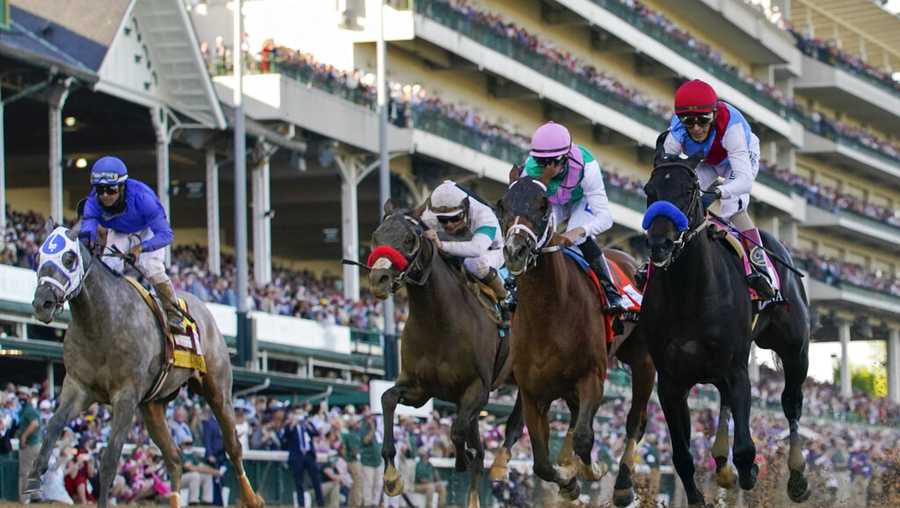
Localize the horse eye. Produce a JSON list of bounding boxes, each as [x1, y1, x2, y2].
[[62, 252, 77, 270]]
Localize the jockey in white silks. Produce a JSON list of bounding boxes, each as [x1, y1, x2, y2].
[[421, 180, 508, 307], [518, 121, 629, 314], [663, 79, 776, 300]]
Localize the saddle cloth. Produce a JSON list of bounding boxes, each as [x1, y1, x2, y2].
[[561, 248, 642, 342], [708, 223, 782, 301], [123, 277, 207, 373]]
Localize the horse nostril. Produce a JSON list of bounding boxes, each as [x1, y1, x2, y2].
[[43, 300, 54, 310]]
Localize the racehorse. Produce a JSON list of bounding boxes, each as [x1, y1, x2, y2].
[[497, 175, 656, 504], [641, 150, 811, 507], [368, 201, 518, 508], [28, 221, 264, 508]]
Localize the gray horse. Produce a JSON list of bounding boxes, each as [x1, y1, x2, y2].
[[27, 221, 264, 508]]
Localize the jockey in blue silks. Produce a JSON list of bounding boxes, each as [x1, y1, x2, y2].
[[662, 79, 777, 300], [79, 156, 186, 333]]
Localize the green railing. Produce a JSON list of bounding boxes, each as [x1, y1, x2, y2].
[[793, 113, 900, 168], [605, 184, 646, 212], [410, 108, 529, 164], [587, 0, 791, 120], [416, 0, 668, 131], [757, 169, 794, 195], [794, 39, 900, 99], [795, 257, 900, 306]]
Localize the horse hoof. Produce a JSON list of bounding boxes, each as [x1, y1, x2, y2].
[[612, 488, 634, 507], [787, 470, 811, 503], [715, 464, 737, 489], [488, 464, 508, 482], [559, 477, 580, 501], [579, 461, 608, 482], [738, 463, 758, 490], [554, 462, 578, 483]]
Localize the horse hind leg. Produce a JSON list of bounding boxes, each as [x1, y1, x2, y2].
[[489, 391, 524, 481], [97, 389, 140, 508], [613, 349, 654, 507], [141, 402, 185, 508], [197, 373, 264, 508], [25, 378, 90, 496]]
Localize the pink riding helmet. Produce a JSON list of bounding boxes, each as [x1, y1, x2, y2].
[[530, 121, 572, 159]]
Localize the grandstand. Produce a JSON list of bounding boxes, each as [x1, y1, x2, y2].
[[1, 0, 899, 506]]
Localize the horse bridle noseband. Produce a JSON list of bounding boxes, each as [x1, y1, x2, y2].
[[503, 179, 560, 276], [647, 162, 709, 270], [382, 216, 434, 291]]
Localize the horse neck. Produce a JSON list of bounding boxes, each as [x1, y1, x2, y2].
[[518, 251, 570, 310], [68, 260, 119, 336], [657, 228, 719, 300], [404, 245, 453, 317]]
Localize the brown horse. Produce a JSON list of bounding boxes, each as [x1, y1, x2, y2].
[[495, 176, 656, 504], [368, 201, 517, 508]]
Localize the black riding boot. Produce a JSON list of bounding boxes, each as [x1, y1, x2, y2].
[[154, 280, 188, 335], [579, 238, 628, 315]]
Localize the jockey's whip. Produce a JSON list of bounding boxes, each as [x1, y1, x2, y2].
[[705, 210, 805, 278], [341, 259, 371, 271]]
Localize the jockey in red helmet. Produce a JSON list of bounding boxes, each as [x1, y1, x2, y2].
[[664, 79, 776, 300], [519, 121, 629, 314]]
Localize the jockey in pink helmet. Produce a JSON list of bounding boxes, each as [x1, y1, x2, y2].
[[519, 121, 629, 314]]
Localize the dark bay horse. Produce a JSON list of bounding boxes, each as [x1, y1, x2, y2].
[[641, 153, 810, 507], [497, 176, 655, 504], [28, 223, 263, 508], [368, 201, 519, 508]]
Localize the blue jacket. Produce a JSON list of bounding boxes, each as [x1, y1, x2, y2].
[[80, 179, 173, 252], [280, 420, 318, 462]]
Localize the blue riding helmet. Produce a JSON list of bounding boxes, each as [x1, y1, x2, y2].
[[90, 156, 129, 186]]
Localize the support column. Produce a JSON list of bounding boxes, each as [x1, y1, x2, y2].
[[337, 155, 360, 301], [46, 362, 55, 398], [48, 80, 71, 222], [767, 216, 780, 241], [839, 321, 852, 398], [888, 328, 900, 404], [151, 107, 171, 263], [0, 84, 6, 233], [206, 148, 221, 275], [779, 220, 798, 248], [749, 344, 760, 383], [252, 141, 272, 285]]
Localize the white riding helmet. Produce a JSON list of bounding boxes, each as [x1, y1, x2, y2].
[[428, 181, 469, 219]]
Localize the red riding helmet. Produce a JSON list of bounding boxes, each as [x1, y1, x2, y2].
[[674, 79, 718, 114]]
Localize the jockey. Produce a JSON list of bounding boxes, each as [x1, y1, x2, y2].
[[78, 156, 186, 334], [421, 180, 508, 306], [521, 121, 629, 314], [663, 79, 776, 299]]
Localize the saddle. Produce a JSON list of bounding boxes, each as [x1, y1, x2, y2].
[[123, 277, 206, 401], [561, 248, 642, 342], [707, 224, 782, 306]]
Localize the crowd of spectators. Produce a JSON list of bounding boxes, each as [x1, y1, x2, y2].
[[4, 362, 900, 506], [793, 249, 900, 298]]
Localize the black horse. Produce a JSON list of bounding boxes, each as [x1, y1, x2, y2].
[[641, 149, 811, 507]]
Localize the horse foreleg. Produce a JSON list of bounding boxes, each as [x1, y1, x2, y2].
[[25, 378, 89, 496], [710, 397, 737, 490], [464, 417, 486, 508], [381, 381, 424, 497], [658, 378, 705, 507], [613, 350, 655, 507], [199, 373, 264, 508], [572, 372, 606, 482], [521, 393, 577, 500], [97, 390, 138, 508], [141, 402, 184, 508], [489, 391, 523, 481], [727, 366, 758, 491]]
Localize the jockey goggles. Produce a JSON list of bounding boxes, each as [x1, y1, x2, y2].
[[678, 112, 714, 127], [533, 153, 567, 167], [437, 212, 465, 225], [94, 185, 120, 196]]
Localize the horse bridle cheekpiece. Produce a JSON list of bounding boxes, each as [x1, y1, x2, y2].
[[642, 160, 709, 269], [504, 178, 558, 276], [368, 214, 433, 290], [37, 226, 89, 302]]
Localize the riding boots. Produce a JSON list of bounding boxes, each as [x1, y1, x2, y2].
[[482, 268, 511, 327], [154, 280, 188, 335], [741, 228, 777, 300], [579, 238, 628, 315]]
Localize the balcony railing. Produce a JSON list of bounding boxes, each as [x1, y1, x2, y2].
[[796, 114, 900, 168], [416, 0, 669, 131]]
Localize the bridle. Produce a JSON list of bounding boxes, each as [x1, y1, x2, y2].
[[36, 229, 95, 308], [645, 161, 709, 270], [503, 179, 559, 276], [370, 215, 435, 292]]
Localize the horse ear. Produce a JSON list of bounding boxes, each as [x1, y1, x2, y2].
[[413, 202, 426, 218], [383, 198, 396, 216], [653, 130, 670, 167], [67, 221, 82, 241], [508, 164, 522, 186], [44, 217, 57, 234]]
